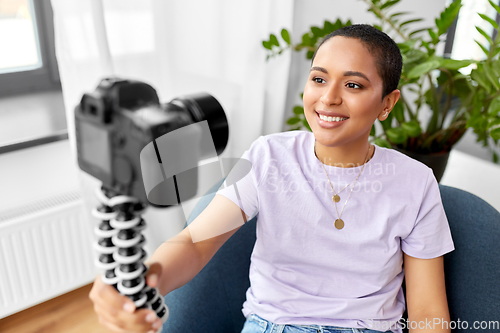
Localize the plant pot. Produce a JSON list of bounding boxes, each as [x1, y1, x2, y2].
[[394, 147, 450, 183]]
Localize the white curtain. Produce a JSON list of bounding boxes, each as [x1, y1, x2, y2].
[[50, 0, 294, 250], [51, 0, 293, 156]]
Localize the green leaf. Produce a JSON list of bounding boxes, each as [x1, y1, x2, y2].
[[281, 29, 291, 45], [409, 27, 431, 37], [400, 18, 424, 28], [374, 137, 392, 148], [390, 11, 410, 19], [269, 34, 280, 47], [293, 106, 304, 115], [262, 40, 272, 50], [333, 18, 344, 31], [435, 0, 462, 36], [404, 49, 428, 64], [392, 100, 405, 123], [380, 0, 400, 10], [489, 0, 500, 16], [287, 117, 301, 125], [475, 40, 490, 57], [370, 124, 376, 136], [466, 113, 483, 129], [478, 13, 499, 30], [476, 26, 494, 46], [398, 43, 411, 53], [373, 24, 383, 31], [306, 50, 315, 59], [380, 110, 394, 130], [439, 59, 473, 70], [452, 73, 473, 100], [311, 26, 323, 38], [489, 96, 500, 116], [301, 33, 312, 46], [324, 20, 335, 34], [402, 120, 422, 137], [490, 127, 500, 140], [484, 62, 500, 90], [386, 127, 408, 144], [428, 29, 439, 43], [493, 151, 499, 163], [407, 59, 441, 78]]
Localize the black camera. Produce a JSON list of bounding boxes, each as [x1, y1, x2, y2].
[[75, 77, 229, 206]]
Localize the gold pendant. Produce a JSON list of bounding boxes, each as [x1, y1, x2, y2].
[[333, 194, 340, 202], [334, 219, 344, 230]]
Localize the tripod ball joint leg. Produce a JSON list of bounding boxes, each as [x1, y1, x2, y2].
[[92, 186, 169, 330]]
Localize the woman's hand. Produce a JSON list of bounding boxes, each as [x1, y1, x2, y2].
[[89, 263, 164, 333]]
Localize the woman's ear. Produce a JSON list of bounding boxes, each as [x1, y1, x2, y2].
[[378, 89, 400, 121]]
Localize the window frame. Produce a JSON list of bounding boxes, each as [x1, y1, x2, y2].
[[0, 0, 61, 98], [444, 0, 500, 58]]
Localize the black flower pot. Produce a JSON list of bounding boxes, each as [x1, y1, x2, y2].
[[394, 148, 450, 183]]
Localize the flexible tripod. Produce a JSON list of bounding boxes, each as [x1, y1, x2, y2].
[[92, 186, 168, 331]]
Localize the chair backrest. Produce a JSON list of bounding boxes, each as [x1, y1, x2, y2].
[[162, 183, 500, 333], [439, 185, 500, 332]]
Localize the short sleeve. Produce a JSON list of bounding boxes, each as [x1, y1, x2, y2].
[[401, 169, 455, 259], [216, 136, 267, 220]]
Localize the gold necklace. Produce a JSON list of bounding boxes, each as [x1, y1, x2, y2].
[[317, 145, 371, 230], [324, 173, 356, 203]]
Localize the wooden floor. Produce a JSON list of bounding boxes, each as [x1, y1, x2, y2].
[[0, 283, 110, 333]]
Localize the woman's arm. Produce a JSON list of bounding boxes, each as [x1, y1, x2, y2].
[[90, 194, 247, 333], [403, 253, 451, 333], [146, 194, 248, 296]]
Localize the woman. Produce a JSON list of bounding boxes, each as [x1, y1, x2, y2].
[[90, 24, 454, 333]]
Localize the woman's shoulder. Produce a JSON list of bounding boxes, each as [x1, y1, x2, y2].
[[374, 145, 434, 178], [261, 130, 312, 150]]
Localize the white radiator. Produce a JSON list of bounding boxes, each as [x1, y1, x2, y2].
[[0, 190, 98, 319]]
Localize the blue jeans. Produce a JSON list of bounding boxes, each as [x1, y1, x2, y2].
[[241, 314, 393, 333]]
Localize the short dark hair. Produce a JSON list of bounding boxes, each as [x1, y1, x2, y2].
[[311, 24, 402, 100]]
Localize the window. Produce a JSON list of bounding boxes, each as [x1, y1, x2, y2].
[[445, 0, 500, 61], [0, 0, 66, 153]]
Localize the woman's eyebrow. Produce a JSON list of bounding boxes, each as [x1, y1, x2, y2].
[[310, 67, 371, 83], [344, 71, 371, 82], [310, 66, 328, 74]]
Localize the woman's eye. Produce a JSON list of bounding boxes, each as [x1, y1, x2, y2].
[[346, 82, 361, 89], [312, 77, 325, 84]]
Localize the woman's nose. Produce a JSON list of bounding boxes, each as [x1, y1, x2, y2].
[[320, 85, 342, 106]]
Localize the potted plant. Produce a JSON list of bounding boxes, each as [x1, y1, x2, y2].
[[262, 0, 500, 181]]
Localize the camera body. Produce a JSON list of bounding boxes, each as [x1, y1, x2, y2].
[[75, 77, 228, 205]]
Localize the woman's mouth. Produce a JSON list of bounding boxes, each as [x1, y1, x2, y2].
[[318, 114, 349, 122], [316, 112, 349, 128]]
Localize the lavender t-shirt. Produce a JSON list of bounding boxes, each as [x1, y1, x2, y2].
[[216, 131, 455, 333]]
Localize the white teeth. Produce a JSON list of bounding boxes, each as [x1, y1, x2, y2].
[[319, 114, 347, 122]]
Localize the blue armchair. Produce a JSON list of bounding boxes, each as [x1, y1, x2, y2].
[[162, 182, 500, 333]]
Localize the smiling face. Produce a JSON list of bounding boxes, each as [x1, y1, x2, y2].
[[303, 36, 397, 152]]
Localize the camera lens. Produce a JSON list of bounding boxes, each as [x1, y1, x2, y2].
[[171, 94, 229, 156]]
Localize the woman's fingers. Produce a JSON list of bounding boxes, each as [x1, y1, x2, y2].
[[94, 302, 160, 332], [89, 275, 136, 313], [145, 262, 162, 288], [89, 275, 162, 332]]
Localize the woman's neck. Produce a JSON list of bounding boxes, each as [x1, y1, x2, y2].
[[314, 141, 374, 168]]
